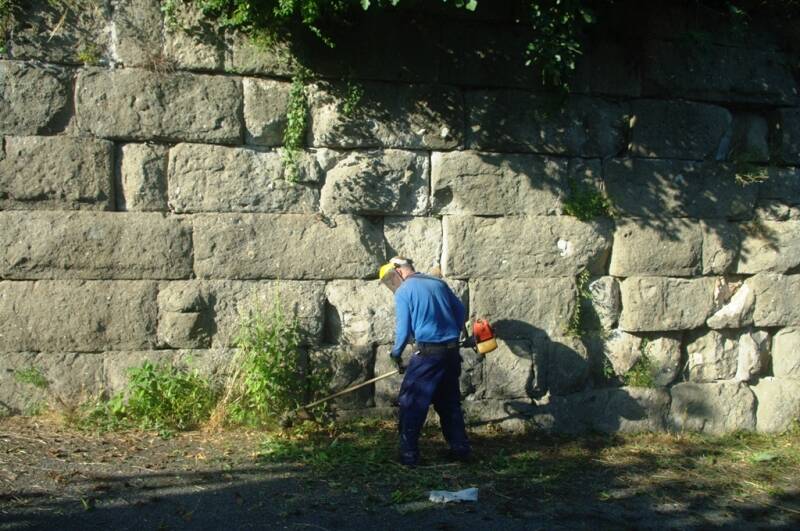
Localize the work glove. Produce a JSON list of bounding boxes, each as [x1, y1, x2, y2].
[[391, 354, 405, 374]]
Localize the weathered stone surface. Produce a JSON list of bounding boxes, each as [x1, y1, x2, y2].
[[758, 166, 800, 203], [619, 277, 717, 331], [0, 136, 113, 210], [224, 32, 293, 76], [320, 150, 429, 215], [483, 339, 543, 400], [9, 0, 111, 64], [701, 220, 741, 274], [686, 329, 769, 383], [707, 283, 755, 329], [644, 333, 683, 387], [736, 221, 800, 274], [459, 348, 485, 399], [0, 352, 104, 413], [310, 345, 374, 409], [0, 281, 158, 352], [193, 214, 383, 280], [324, 281, 395, 346], [772, 327, 800, 378], [587, 277, 620, 331], [110, 0, 164, 67], [670, 382, 756, 435], [629, 99, 732, 160], [462, 399, 537, 433], [76, 69, 242, 144], [443, 216, 612, 279], [0, 61, 69, 134], [0, 212, 193, 280], [431, 151, 601, 216], [470, 278, 576, 339], [643, 39, 798, 105], [748, 274, 800, 327], [751, 378, 800, 433], [163, 3, 224, 71], [570, 40, 642, 97], [770, 108, 800, 165], [605, 158, 756, 220], [589, 387, 671, 434], [546, 335, 589, 396], [603, 330, 643, 376], [754, 201, 800, 221], [118, 143, 168, 211], [729, 113, 770, 163], [466, 91, 628, 157], [384, 217, 442, 274], [243, 78, 291, 146], [168, 144, 323, 213], [157, 280, 326, 348], [308, 82, 462, 150], [609, 219, 703, 277]]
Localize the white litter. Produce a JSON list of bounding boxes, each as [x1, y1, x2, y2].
[[428, 487, 479, 504]]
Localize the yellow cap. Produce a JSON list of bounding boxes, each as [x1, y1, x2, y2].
[[379, 263, 395, 280]]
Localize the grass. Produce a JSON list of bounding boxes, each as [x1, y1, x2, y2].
[[14, 367, 49, 389], [256, 419, 800, 508]]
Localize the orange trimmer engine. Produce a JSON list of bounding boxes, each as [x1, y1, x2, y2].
[[472, 319, 498, 355]]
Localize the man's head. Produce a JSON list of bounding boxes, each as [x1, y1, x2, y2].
[[379, 256, 415, 292]]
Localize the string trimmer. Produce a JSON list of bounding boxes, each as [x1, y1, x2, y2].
[[280, 369, 400, 428]]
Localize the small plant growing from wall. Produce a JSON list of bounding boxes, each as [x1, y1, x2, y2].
[[623, 338, 656, 388], [563, 178, 613, 221], [282, 69, 310, 183], [14, 366, 49, 389], [565, 269, 591, 338]]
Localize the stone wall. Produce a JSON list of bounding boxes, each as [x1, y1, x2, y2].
[[1, 0, 799, 434]]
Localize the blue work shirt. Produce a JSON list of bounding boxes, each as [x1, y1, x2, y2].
[[390, 273, 466, 357]]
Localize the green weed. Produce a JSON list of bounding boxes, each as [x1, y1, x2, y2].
[[282, 69, 310, 183], [624, 339, 656, 388], [563, 178, 613, 221], [14, 366, 49, 389]]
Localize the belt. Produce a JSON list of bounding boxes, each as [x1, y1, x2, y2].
[[417, 341, 460, 355]]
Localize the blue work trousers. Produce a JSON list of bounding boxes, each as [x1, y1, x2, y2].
[[397, 349, 470, 464]]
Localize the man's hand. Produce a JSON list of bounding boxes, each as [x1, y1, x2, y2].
[[391, 354, 405, 374]]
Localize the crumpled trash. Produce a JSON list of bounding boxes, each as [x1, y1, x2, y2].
[[428, 487, 478, 504]]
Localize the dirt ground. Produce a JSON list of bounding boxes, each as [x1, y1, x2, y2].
[[2, 415, 799, 531]]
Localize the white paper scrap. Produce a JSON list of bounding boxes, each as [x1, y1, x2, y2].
[[428, 487, 479, 504]]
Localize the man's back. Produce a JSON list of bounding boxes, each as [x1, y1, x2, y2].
[[394, 273, 465, 345]]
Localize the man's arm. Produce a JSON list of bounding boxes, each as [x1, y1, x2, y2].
[[391, 292, 412, 358]]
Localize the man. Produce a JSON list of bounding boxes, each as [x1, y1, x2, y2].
[[378, 256, 471, 467]]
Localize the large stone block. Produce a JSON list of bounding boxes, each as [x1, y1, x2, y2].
[[0, 61, 69, 135], [669, 382, 756, 435], [569, 39, 642, 97], [643, 39, 798, 105], [110, 0, 164, 67], [168, 144, 324, 213], [0, 352, 104, 413], [748, 274, 800, 327], [707, 282, 755, 329], [701, 220, 741, 274], [0, 280, 158, 352], [373, 344, 413, 407], [587, 387, 671, 434], [545, 335, 590, 396], [483, 339, 544, 400], [629, 99, 732, 160], [319, 150, 429, 215], [619, 277, 717, 331], [645, 333, 683, 387], [324, 281, 395, 346], [431, 151, 601, 216], [0, 212, 193, 280], [736, 221, 800, 274], [308, 82, 462, 150], [470, 278, 576, 340], [772, 109, 800, 164], [466, 91, 628, 157], [609, 218, 703, 277], [243, 78, 291, 146], [163, 5, 225, 71], [751, 378, 800, 433], [224, 32, 293, 76], [0, 136, 113, 210], [76, 69, 243, 144], [605, 158, 756, 219], [9, 0, 111, 65], [157, 280, 326, 348], [686, 329, 769, 383], [309, 345, 375, 410], [117, 143, 168, 211], [384, 217, 442, 274], [772, 327, 800, 378], [758, 166, 800, 204], [193, 214, 383, 280], [443, 215, 612, 279]]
